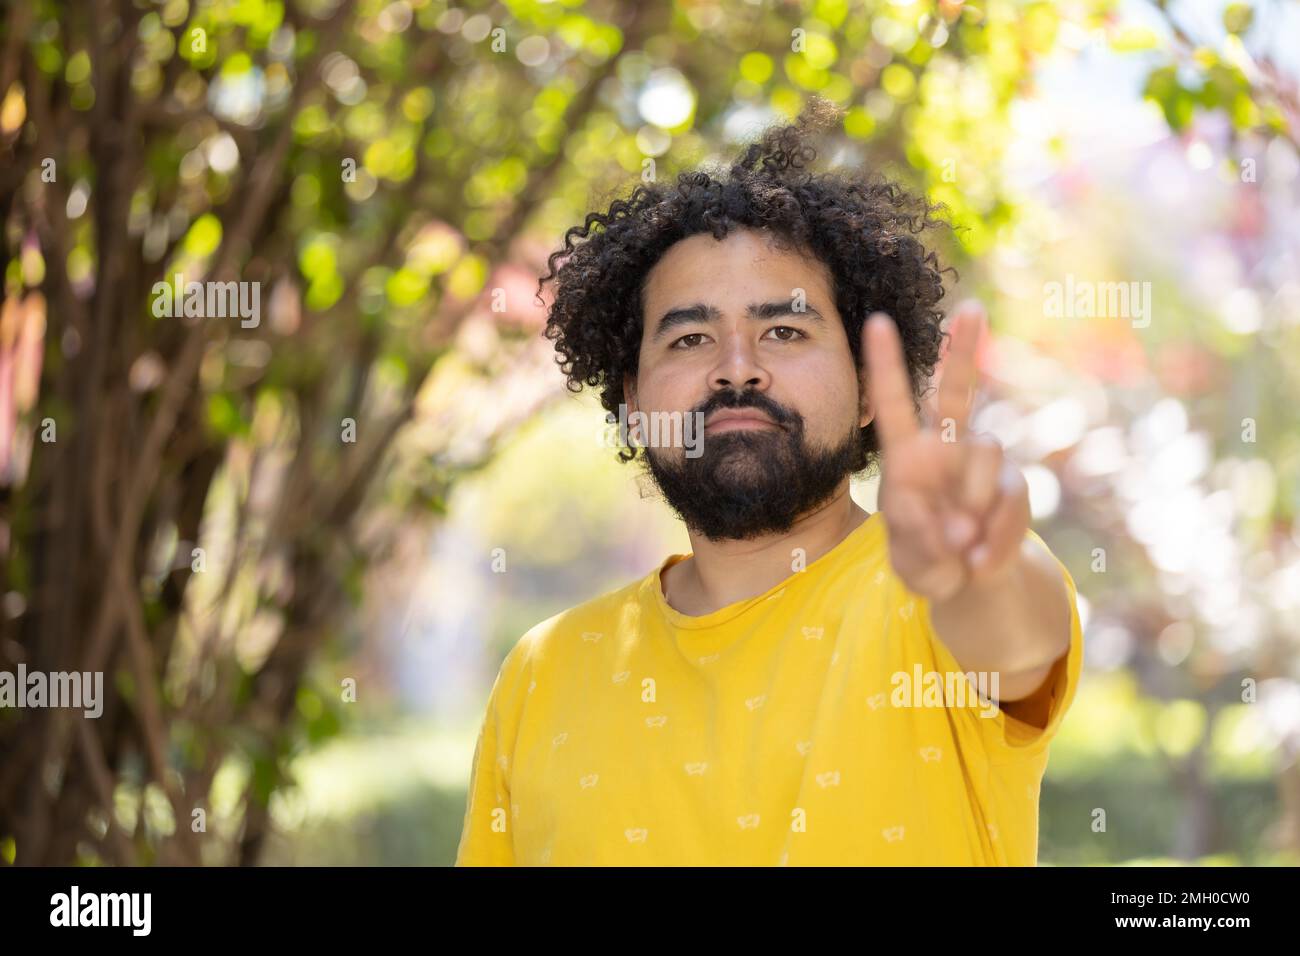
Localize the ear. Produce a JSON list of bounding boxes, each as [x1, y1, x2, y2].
[[856, 356, 874, 430], [622, 373, 637, 414], [621, 373, 643, 448], [859, 396, 875, 430]]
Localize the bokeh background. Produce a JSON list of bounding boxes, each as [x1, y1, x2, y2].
[[1, 0, 1298, 866]]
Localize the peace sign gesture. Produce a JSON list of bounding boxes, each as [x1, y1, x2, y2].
[[863, 301, 1031, 603]]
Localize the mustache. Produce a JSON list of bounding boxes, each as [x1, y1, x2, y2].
[[695, 390, 797, 428]]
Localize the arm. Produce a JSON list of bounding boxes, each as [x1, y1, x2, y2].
[[864, 302, 1071, 708], [454, 670, 517, 866], [928, 532, 1071, 704]]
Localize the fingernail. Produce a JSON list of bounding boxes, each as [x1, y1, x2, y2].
[[945, 515, 973, 548], [969, 544, 989, 566]]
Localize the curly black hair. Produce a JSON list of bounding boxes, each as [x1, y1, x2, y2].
[[538, 97, 955, 467]]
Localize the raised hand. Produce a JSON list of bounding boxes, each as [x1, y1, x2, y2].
[[863, 301, 1031, 603]]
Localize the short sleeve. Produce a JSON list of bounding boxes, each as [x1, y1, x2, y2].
[[454, 654, 521, 867], [917, 528, 1084, 763]]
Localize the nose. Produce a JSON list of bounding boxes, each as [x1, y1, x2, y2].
[[708, 330, 771, 393]]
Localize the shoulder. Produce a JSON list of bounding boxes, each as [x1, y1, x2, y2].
[[495, 570, 654, 687], [821, 509, 891, 590]]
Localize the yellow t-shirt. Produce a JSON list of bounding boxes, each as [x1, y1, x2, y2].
[[455, 511, 1084, 866]]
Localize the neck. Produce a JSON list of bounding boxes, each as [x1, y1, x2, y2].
[[663, 481, 870, 616]]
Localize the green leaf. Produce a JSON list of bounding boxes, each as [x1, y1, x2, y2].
[[1110, 26, 1158, 52], [182, 214, 222, 259], [1223, 3, 1253, 35], [207, 392, 250, 438]]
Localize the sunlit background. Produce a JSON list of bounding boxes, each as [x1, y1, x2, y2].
[[1, 0, 1297, 866]]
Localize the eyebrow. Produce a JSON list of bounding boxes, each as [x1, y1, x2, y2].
[[650, 301, 827, 342]]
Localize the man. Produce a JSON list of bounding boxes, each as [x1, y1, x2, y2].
[[455, 100, 1082, 866]]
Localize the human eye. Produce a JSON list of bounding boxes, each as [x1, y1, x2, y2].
[[671, 332, 708, 349], [765, 326, 806, 342]]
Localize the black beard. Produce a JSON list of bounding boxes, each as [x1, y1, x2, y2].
[[640, 391, 869, 542]]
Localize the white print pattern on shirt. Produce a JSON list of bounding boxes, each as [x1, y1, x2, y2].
[[486, 531, 1053, 864]]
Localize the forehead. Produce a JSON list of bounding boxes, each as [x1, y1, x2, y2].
[[642, 228, 834, 305]]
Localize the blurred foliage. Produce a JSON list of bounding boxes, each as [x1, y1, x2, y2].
[[0, 0, 1296, 865]]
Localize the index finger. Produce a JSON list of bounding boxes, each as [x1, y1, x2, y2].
[[864, 311, 920, 451]]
